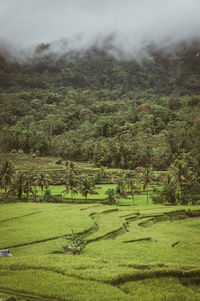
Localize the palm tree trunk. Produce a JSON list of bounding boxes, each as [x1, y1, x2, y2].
[[132, 191, 134, 205], [18, 187, 22, 201]]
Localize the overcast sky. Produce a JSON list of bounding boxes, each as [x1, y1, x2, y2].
[[0, 0, 200, 56]]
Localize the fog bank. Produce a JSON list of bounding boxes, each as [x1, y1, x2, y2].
[[0, 0, 200, 59]]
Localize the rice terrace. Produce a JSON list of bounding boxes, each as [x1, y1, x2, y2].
[[0, 154, 200, 301]]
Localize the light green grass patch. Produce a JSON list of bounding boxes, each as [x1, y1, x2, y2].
[[120, 277, 200, 301], [0, 203, 200, 301], [0, 203, 93, 248], [0, 269, 132, 301]]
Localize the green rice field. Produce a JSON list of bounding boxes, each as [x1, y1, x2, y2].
[[37, 184, 154, 206], [0, 202, 200, 301]]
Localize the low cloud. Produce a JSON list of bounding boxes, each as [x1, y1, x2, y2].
[[0, 0, 200, 59]]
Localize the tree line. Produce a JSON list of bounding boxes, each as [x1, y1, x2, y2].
[[0, 156, 199, 205]]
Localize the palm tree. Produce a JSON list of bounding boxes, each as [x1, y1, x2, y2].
[[140, 167, 155, 205], [100, 165, 106, 178], [169, 158, 191, 192], [78, 176, 95, 202], [62, 161, 78, 200], [24, 175, 34, 200], [169, 156, 192, 204], [63, 161, 76, 178], [63, 175, 79, 200], [0, 160, 15, 193], [126, 177, 140, 205], [105, 188, 116, 205], [116, 177, 127, 198], [34, 173, 50, 195], [12, 172, 26, 201]]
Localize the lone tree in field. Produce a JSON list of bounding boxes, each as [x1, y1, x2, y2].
[[0, 160, 15, 193], [78, 176, 95, 202]]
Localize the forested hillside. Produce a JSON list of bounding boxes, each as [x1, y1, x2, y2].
[[0, 39, 200, 170]]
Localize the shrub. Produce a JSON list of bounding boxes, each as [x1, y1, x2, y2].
[[105, 188, 117, 205], [41, 188, 52, 202], [18, 149, 24, 155], [0, 194, 18, 203], [177, 183, 200, 205], [94, 172, 102, 184], [11, 149, 17, 153], [55, 158, 63, 165], [152, 185, 176, 204], [65, 231, 86, 255]]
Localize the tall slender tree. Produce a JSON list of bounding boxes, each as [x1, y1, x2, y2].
[[0, 160, 15, 193], [34, 173, 50, 196], [126, 177, 140, 205], [78, 176, 95, 202], [63, 176, 79, 200], [63, 161, 78, 200], [12, 172, 26, 201], [140, 167, 155, 205]]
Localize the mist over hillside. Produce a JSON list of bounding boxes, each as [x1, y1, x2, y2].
[[1, 0, 200, 60], [0, 0, 200, 92], [0, 36, 200, 96]]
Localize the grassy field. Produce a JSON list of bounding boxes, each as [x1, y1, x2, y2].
[[0, 153, 200, 300], [0, 153, 124, 174], [0, 202, 200, 301], [37, 184, 154, 205]]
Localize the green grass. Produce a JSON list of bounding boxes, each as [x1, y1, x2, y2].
[[0, 203, 200, 300], [0, 203, 93, 248], [35, 183, 154, 206], [120, 277, 200, 301]]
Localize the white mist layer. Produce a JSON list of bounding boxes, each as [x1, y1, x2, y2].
[[0, 0, 200, 59]]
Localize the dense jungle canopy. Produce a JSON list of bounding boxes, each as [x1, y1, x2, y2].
[[0, 39, 200, 170]]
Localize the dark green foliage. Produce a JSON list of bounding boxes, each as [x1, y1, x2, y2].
[[78, 175, 96, 202], [0, 160, 15, 192], [55, 158, 63, 165], [152, 185, 176, 204], [177, 183, 200, 205], [41, 188, 52, 202], [116, 178, 127, 198], [11, 172, 26, 201], [34, 173, 51, 195], [105, 188, 117, 205], [125, 176, 141, 205], [0, 42, 200, 174]]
